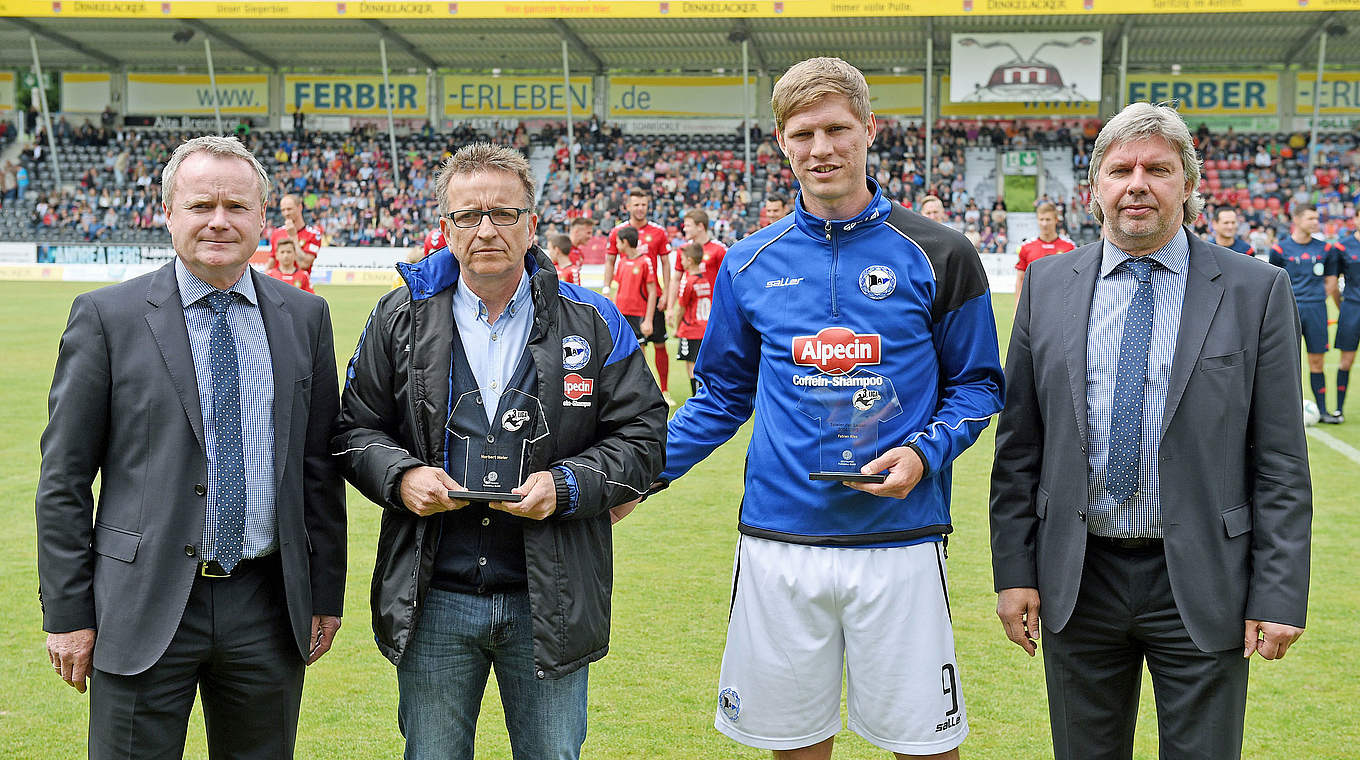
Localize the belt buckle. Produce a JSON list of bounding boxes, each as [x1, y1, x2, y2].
[[199, 561, 231, 578]]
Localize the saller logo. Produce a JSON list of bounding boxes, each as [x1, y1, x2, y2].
[[792, 327, 882, 375], [563, 373, 594, 400]]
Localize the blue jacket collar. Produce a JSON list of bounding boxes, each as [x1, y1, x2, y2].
[[792, 176, 893, 243], [398, 245, 544, 302]]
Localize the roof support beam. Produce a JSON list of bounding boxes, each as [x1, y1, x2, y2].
[[362, 19, 438, 70], [550, 19, 603, 73], [1103, 16, 1134, 63], [731, 20, 767, 74], [3, 17, 121, 68], [1284, 12, 1337, 67], [182, 20, 282, 70]]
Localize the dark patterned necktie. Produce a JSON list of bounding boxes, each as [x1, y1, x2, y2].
[[1106, 258, 1156, 505], [206, 291, 245, 572]]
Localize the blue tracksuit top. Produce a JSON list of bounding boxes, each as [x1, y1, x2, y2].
[[662, 179, 1005, 546]]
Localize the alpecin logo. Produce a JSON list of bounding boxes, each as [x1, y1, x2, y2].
[[791, 327, 881, 375], [563, 373, 594, 401]]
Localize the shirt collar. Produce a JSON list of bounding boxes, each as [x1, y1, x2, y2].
[[1100, 226, 1189, 278], [175, 258, 258, 308], [453, 269, 531, 324]]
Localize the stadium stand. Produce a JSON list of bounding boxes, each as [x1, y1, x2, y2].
[[4, 117, 1359, 253]]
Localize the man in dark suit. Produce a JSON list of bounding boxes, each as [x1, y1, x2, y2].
[[989, 102, 1311, 759], [37, 135, 346, 759]]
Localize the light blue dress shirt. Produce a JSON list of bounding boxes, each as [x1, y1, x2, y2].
[[453, 271, 535, 428], [1085, 228, 1190, 539], [176, 260, 277, 561]]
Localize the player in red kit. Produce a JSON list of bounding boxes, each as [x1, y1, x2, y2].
[[265, 239, 314, 293], [421, 225, 446, 257], [611, 226, 660, 354], [672, 242, 711, 398], [568, 216, 593, 267], [605, 187, 673, 404], [1013, 200, 1075, 311], [665, 208, 727, 312], [549, 233, 581, 285], [269, 193, 323, 270]]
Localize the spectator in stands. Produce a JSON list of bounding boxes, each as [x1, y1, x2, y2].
[[761, 192, 790, 227], [919, 194, 948, 223]]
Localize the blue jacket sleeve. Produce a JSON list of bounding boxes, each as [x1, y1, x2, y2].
[[661, 260, 760, 482], [906, 291, 1005, 477]]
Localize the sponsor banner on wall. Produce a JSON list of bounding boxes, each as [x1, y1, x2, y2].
[[865, 75, 924, 117], [0, 241, 36, 263], [940, 76, 1097, 117], [0, 264, 64, 281], [609, 76, 749, 118], [443, 75, 593, 118], [963, 146, 999, 209], [949, 32, 1101, 105], [1295, 72, 1360, 115], [285, 75, 426, 116], [127, 73, 268, 115], [1125, 73, 1278, 115], [618, 118, 742, 135], [0, 72, 15, 111], [61, 72, 112, 112], [979, 252, 1019, 294], [37, 244, 176, 265]]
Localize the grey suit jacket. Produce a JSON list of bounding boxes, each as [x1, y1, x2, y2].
[[36, 262, 346, 675], [990, 230, 1311, 652]]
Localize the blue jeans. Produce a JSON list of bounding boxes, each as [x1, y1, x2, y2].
[[396, 588, 589, 760]]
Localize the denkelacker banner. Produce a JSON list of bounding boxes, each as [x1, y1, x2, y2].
[[3, 0, 1357, 19]]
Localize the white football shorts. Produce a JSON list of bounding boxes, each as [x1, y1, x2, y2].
[[714, 535, 967, 754]]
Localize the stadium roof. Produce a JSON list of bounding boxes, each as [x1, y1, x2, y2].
[[2, 12, 1359, 75]]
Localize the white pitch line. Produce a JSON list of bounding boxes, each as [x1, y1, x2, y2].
[[1306, 427, 1360, 466]]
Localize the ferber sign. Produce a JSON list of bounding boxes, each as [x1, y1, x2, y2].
[[286, 75, 426, 116], [127, 73, 268, 115], [1126, 73, 1279, 115]]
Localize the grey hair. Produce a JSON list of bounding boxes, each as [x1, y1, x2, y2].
[[161, 135, 270, 210], [434, 143, 536, 214], [1087, 101, 1203, 226]]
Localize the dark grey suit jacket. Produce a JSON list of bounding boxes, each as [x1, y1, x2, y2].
[[990, 230, 1311, 652], [36, 262, 346, 675]]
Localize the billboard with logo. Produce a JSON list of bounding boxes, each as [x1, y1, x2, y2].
[[949, 32, 1102, 105]]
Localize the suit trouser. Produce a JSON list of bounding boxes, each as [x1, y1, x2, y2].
[[1042, 539, 1249, 760], [88, 555, 305, 760]]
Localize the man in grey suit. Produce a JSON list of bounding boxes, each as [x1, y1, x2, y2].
[[989, 102, 1311, 759], [37, 135, 346, 759]]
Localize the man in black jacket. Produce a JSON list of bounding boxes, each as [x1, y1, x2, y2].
[[333, 142, 666, 760]]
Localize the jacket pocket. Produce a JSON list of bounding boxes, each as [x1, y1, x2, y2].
[[92, 523, 142, 563], [1221, 502, 1253, 538], [1201, 349, 1246, 372]]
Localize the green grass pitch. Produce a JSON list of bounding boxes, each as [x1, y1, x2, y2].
[[1, 281, 1355, 758]]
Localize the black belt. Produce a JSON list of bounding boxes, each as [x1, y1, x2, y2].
[[198, 553, 278, 579], [1089, 534, 1164, 553]]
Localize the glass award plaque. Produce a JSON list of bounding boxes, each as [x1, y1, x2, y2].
[[795, 370, 903, 483], [445, 387, 548, 502]]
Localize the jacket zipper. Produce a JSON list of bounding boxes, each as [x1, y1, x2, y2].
[[826, 219, 839, 318]]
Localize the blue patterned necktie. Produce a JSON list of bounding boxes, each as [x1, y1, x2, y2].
[[206, 290, 246, 572], [1106, 257, 1157, 505]]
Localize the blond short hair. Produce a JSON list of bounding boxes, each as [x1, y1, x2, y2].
[[161, 135, 269, 210], [1035, 201, 1059, 216], [772, 57, 871, 132], [434, 143, 536, 214]]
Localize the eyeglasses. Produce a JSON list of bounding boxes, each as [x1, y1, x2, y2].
[[444, 207, 530, 228]]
